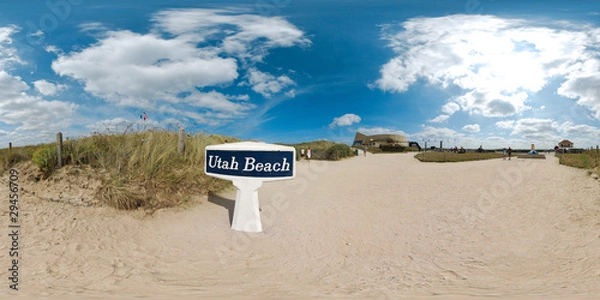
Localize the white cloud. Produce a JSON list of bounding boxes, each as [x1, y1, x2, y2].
[[462, 124, 481, 132], [0, 26, 22, 68], [79, 22, 108, 33], [86, 117, 133, 133], [33, 79, 67, 96], [429, 114, 450, 123], [151, 8, 311, 62], [52, 8, 310, 127], [441, 102, 460, 115], [376, 15, 600, 118], [246, 68, 296, 98], [330, 113, 361, 128], [53, 30, 239, 107], [0, 71, 77, 138], [356, 126, 407, 136], [496, 120, 515, 129], [510, 118, 560, 140], [561, 121, 600, 139], [557, 59, 600, 118], [413, 126, 462, 140]]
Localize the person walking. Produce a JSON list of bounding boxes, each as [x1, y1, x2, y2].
[[306, 147, 311, 162], [503, 148, 507, 160], [508, 147, 512, 160], [363, 145, 367, 157]]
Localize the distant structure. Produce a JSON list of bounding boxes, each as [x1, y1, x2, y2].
[[558, 139, 574, 150], [352, 132, 409, 148], [556, 139, 583, 153]]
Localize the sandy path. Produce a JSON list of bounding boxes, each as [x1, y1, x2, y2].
[[1, 153, 599, 299]]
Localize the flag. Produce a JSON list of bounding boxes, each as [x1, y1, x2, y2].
[[140, 112, 148, 121]]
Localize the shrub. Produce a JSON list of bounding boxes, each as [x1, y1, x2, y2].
[[379, 144, 407, 152], [31, 146, 58, 176], [326, 144, 354, 160]]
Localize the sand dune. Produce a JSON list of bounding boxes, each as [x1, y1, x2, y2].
[[1, 153, 599, 299]]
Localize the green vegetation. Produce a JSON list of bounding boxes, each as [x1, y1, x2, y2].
[[286, 140, 355, 161], [414, 151, 504, 162], [371, 144, 419, 153], [2, 133, 355, 210], [326, 143, 354, 160], [557, 151, 600, 169], [1, 131, 235, 210]]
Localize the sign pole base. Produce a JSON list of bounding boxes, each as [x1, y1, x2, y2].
[[231, 179, 263, 233]]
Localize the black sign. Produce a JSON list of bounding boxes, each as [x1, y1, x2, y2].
[[205, 150, 294, 178]]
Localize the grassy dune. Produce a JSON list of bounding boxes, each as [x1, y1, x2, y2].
[[1, 132, 354, 210], [557, 151, 600, 169], [415, 151, 504, 162], [1, 131, 236, 210]]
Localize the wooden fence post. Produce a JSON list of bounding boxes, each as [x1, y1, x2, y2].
[[56, 132, 63, 168], [8, 142, 12, 154], [178, 128, 185, 154]]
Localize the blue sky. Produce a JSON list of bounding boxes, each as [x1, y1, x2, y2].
[[1, 0, 600, 149]]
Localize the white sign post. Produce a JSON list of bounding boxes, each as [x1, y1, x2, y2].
[[204, 142, 296, 233]]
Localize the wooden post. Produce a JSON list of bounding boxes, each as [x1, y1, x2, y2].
[[8, 142, 12, 153], [56, 132, 63, 168], [178, 128, 185, 154]]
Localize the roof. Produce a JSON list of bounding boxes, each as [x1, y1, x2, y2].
[[558, 139, 573, 145]]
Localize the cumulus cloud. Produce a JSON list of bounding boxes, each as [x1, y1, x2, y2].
[[246, 68, 296, 98], [462, 124, 481, 132], [0, 71, 77, 136], [356, 126, 407, 136], [561, 121, 600, 138], [33, 80, 67, 96], [429, 114, 450, 123], [151, 8, 311, 63], [496, 120, 515, 129], [376, 15, 600, 118], [330, 113, 361, 128], [413, 126, 462, 140], [52, 8, 310, 126], [510, 118, 560, 140], [0, 26, 22, 68], [441, 102, 460, 115]]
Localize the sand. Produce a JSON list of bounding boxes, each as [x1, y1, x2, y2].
[[1, 153, 599, 299]]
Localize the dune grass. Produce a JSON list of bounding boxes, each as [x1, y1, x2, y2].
[[415, 151, 504, 162], [557, 151, 600, 169], [2, 130, 236, 210], [285, 140, 354, 160]]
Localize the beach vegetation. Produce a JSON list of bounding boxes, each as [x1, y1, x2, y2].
[[2, 130, 234, 210], [326, 143, 354, 160], [557, 151, 599, 169], [414, 151, 504, 162], [286, 140, 355, 160]]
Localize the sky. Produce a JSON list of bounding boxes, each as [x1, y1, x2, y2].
[[1, 0, 600, 149]]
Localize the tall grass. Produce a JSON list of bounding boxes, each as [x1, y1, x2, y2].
[[3, 131, 234, 210], [285, 140, 354, 160], [415, 151, 504, 162], [557, 151, 600, 169]]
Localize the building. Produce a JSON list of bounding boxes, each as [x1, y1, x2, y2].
[[558, 139, 573, 149], [352, 132, 409, 148]]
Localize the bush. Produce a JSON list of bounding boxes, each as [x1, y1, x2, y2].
[[326, 144, 354, 160], [31, 146, 58, 176], [379, 144, 407, 152]]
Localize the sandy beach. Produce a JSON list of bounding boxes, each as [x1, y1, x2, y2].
[[1, 153, 599, 299]]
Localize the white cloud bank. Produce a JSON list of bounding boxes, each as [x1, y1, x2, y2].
[[34, 79, 67, 96], [330, 113, 361, 128], [0, 27, 77, 145], [462, 124, 480, 132], [52, 8, 310, 126], [376, 15, 600, 119]]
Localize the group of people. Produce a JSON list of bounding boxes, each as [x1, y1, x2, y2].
[[300, 147, 312, 161], [503, 147, 513, 160]]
